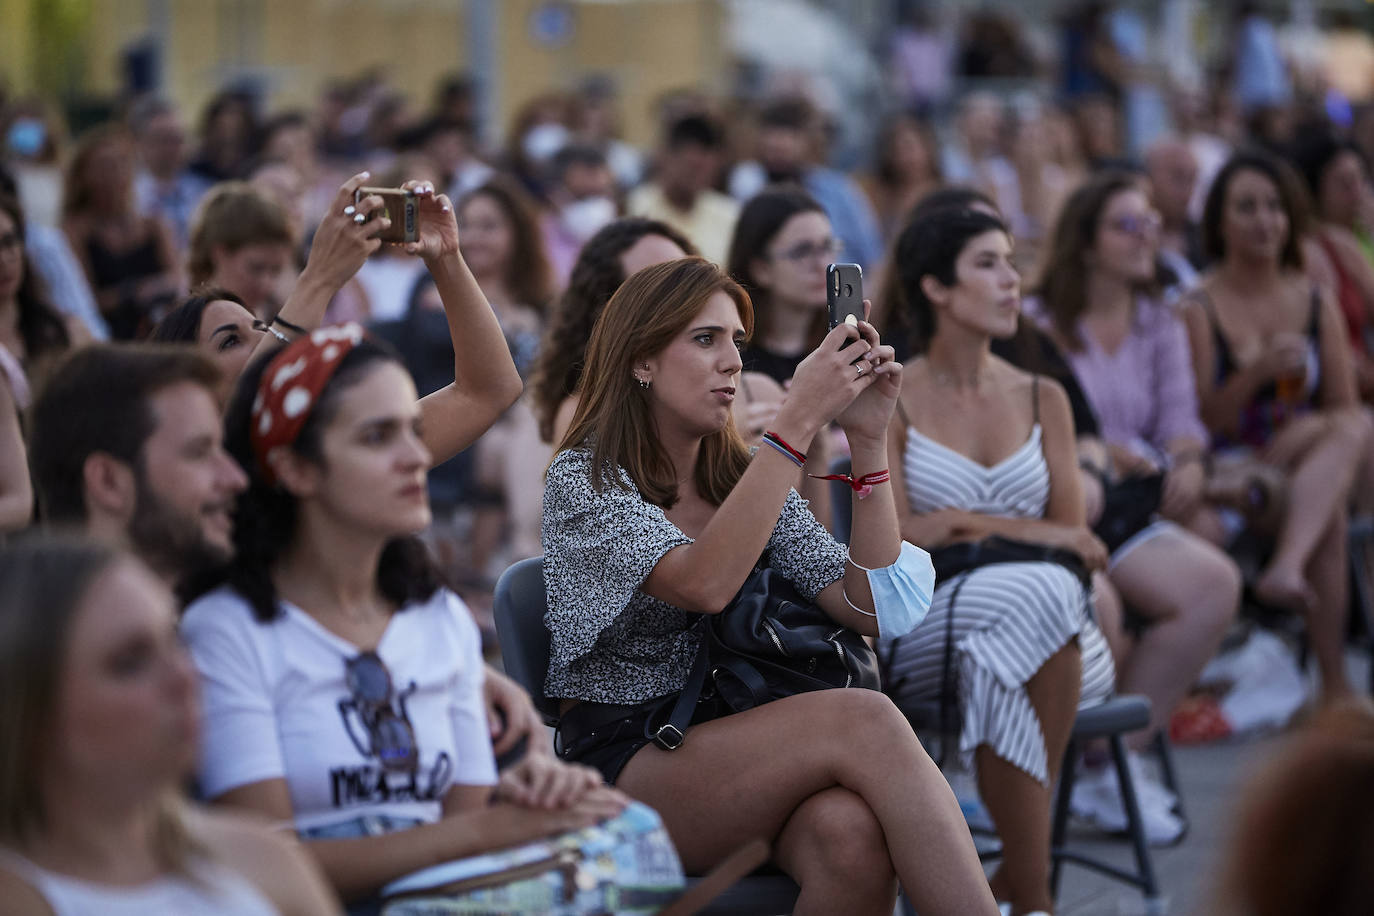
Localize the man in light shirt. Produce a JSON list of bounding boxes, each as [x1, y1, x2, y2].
[[628, 113, 739, 265], [130, 96, 211, 258]]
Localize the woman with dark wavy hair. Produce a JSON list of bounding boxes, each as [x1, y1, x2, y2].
[[530, 216, 698, 444], [0, 193, 74, 391]]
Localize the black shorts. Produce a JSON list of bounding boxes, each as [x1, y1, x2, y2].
[[556, 695, 727, 786]]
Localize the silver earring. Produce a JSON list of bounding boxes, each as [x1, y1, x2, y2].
[[637, 376, 651, 389]]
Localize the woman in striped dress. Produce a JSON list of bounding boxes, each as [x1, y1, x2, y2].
[[883, 205, 1115, 916]]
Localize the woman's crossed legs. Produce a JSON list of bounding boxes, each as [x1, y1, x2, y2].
[[615, 688, 1000, 916]]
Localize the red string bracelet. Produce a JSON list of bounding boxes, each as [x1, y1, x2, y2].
[[809, 469, 891, 499]]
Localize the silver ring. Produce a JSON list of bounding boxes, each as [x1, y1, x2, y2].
[[855, 362, 864, 376], [343, 205, 356, 216], [352, 212, 367, 225]]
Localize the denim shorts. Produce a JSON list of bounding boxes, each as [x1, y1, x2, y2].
[[299, 814, 426, 916]]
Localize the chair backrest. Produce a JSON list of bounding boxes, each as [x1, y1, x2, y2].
[[492, 556, 562, 725], [828, 456, 853, 545]]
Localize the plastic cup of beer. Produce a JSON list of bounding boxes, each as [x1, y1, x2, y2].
[[1275, 368, 1306, 403]]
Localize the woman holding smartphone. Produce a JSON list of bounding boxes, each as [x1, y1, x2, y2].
[[542, 256, 998, 915], [151, 173, 546, 756]]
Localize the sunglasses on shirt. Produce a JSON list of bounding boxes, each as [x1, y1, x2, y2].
[[339, 650, 419, 774]]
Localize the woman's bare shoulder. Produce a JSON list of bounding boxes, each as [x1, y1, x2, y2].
[[0, 861, 53, 916], [992, 354, 1035, 391]]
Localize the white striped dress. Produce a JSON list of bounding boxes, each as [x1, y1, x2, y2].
[[882, 422, 1116, 785]]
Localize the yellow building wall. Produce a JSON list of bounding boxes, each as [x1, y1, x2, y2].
[[0, 0, 37, 95], [43, 0, 723, 147]]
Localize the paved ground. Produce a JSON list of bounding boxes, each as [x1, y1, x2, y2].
[[1050, 648, 1370, 916], [1050, 734, 1277, 916]]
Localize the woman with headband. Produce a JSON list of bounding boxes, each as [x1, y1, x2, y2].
[[180, 323, 676, 912], [156, 172, 546, 762]]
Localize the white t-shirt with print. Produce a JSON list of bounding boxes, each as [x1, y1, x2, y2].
[[182, 586, 497, 832]]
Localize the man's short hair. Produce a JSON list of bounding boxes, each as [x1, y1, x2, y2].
[[396, 115, 474, 153], [757, 96, 815, 132], [29, 344, 222, 524], [551, 143, 608, 181], [665, 113, 725, 151], [127, 95, 177, 134]]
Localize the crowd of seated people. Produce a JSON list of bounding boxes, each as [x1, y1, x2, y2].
[[6, 44, 1374, 916]]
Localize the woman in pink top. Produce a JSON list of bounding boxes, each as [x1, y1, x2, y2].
[[1029, 173, 1241, 837]]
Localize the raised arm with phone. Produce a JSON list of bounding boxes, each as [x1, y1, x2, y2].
[[257, 173, 522, 467]]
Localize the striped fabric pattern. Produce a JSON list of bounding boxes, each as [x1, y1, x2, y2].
[[884, 425, 1116, 785]]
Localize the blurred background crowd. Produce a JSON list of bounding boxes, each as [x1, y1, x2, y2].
[[6, 0, 1374, 595], [4, 0, 1374, 911]]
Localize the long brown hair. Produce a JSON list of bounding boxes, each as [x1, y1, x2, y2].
[[62, 124, 135, 219], [557, 257, 753, 508], [1201, 149, 1308, 270], [458, 178, 555, 313], [0, 537, 199, 871], [1214, 705, 1374, 915], [1032, 171, 1155, 351]]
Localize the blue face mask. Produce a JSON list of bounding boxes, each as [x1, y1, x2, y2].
[[6, 118, 46, 158], [846, 541, 935, 640]]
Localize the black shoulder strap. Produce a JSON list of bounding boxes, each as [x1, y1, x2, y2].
[[937, 572, 971, 766], [647, 635, 710, 751], [1308, 284, 1322, 336], [1190, 287, 1223, 331], [1032, 374, 1041, 425]]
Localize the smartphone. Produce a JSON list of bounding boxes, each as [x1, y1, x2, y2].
[[355, 186, 419, 244], [827, 263, 864, 350]]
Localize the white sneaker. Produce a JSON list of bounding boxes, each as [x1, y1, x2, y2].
[[1069, 754, 1184, 846]]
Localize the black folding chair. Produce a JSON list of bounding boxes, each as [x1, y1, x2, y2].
[[492, 557, 801, 915]]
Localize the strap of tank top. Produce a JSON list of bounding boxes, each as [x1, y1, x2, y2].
[[1031, 374, 1041, 424], [1190, 287, 1235, 371], [895, 396, 913, 432], [1307, 284, 1322, 337], [1191, 286, 1221, 326]]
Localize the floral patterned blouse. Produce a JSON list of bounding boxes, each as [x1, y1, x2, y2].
[[541, 445, 847, 704]]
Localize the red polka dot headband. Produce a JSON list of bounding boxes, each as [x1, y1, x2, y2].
[[250, 323, 366, 484]]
